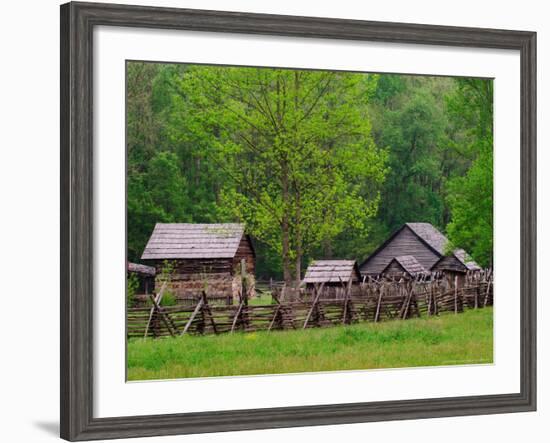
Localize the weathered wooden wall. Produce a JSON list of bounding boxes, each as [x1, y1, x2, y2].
[[233, 235, 255, 275], [432, 255, 467, 273], [360, 226, 440, 275], [148, 258, 233, 302], [147, 251, 256, 304], [382, 260, 408, 277]]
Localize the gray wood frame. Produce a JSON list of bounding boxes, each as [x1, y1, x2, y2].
[[60, 1, 536, 441]]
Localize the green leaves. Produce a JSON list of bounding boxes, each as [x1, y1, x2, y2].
[[177, 66, 386, 282], [444, 78, 494, 267], [367, 74, 494, 268], [446, 140, 493, 267], [126, 61, 493, 278]]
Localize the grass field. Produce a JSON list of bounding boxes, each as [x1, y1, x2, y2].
[[248, 293, 275, 305], [127, 307, 493, 381]]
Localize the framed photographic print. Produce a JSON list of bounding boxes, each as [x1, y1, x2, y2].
[[60, 1, 536, 441]]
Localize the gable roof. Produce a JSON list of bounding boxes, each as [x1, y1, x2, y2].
[[127, 262, 156, 276], [453, 249, 481, 270], [405, 223, 448, 255], [430, 249, 481, 272], [141, 223, 246, 260], [359, 222, 449, 270], [452, 249, 481, 271], [303, 260, 361, 284], [383, 255, 426, 276]]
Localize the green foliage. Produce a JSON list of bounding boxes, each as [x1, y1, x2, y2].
[[151, 261, 178, 306], [366, 74, 493, 266], [127, 152, 191, 260], [126, 62, 494, 278], [159, 291, 177, 307], [444, 79, 494, 266], [369, 76, 469, 238], [175, 66, 387, 284], [158, 260, 175, 284], [127, 273, 139, 308], [127, 307, 493, 380], [446, 145, 493, 266]]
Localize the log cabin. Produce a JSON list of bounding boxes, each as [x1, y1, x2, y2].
[[359, 222, 449, 276], [141, 223, 255, 303], [303, 260, 362, 298]]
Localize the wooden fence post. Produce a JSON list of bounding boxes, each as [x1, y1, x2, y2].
[[303, 283, 324, 329], [240, 259, 249, 331], [427, 282, 433, 316], [143, 281, 166, 339], [342, 278, 353, 324], [400, 281, 415, 320], [484, 279, 492, 307], [454, 275, 459, 314], [127, 272, 493, 339], [268, 304, 281, 331], [374, 285, 384, 323], [147, 293, 176, 337], [181, 298, 204, 336], [230, 300, 244, 333], [201, 291, 218, 334]]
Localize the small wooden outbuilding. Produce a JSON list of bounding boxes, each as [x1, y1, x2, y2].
[[431, 249, 481, 274], [359, 222, 450, 277], [303, 260, 361, 298], [127, 262, 156, 301], [431, 249, 481, 286], [141, 223, 255, 303], [381, 255, 426, 279], [431, 249, 481, 288]]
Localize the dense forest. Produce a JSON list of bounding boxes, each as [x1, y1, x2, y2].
[[127, 62, 493, 283]]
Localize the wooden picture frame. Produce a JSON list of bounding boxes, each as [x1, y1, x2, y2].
[[60, 1, 536, 440]]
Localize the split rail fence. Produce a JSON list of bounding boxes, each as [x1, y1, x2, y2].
[[128, 269, 493, 339]]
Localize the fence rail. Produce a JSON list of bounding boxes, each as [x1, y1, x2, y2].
[[127, 270, 493, 339]]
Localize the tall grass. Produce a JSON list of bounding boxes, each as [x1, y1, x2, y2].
[[127, 307, 493, 381]]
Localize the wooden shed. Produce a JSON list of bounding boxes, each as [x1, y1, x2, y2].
[[303, 260, 361, 298], [359, 222, 449, 276], [127, 262, 156, 301], [381, 255, 426, 279], [431, 249, 481, 274], [430, 249, 481, 289], [141, 223, 255, 303]]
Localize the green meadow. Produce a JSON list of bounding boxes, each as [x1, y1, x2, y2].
[[127, 307, 493, 381]]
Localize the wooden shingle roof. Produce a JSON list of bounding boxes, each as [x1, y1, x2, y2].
[[141, 223, 246, 260], [405, 222, 449, 255], [452, 249, 481, 270], [303, 260, 361, 284], [430, 249, 481, 273], [127, 262, 156, 276], [359, 222, 449, 273], [388, 255, 426, 275]]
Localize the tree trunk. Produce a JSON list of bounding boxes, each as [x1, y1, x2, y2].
[[294, 190, 302, 288], [323, 238, 333, 258], [281, 162, 293, 286], [295, 255, 301, 289], [294, 216, 302, 288], [293, 71, 302, 289], [281, 221, 292, 285]]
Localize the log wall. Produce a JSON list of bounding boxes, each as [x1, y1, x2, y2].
[[143, 235, 256, 304]]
